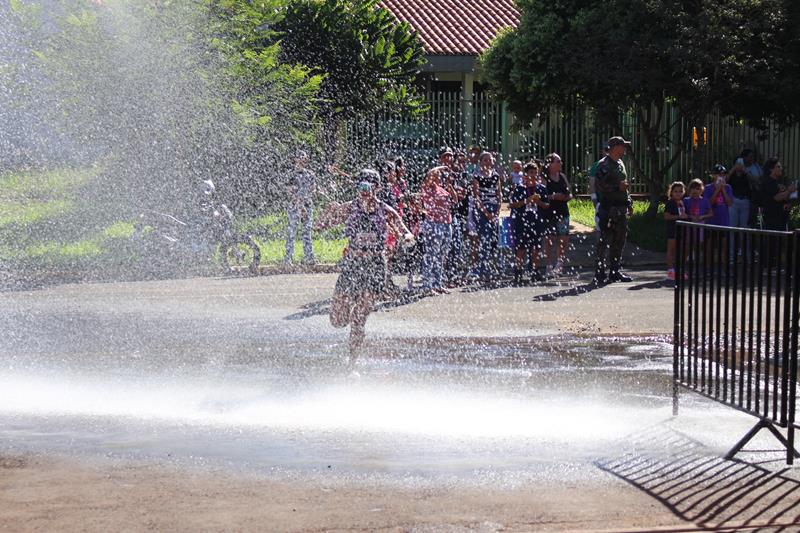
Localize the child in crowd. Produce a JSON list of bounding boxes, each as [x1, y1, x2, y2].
[[663, 181, 688, 280], [703, 164, 733, 227], [509, 162, 550, 284], [509, 160, 524, 186], [685, 179, 713, 225], [683, 179, 713, 265]]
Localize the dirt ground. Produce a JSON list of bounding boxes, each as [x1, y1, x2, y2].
[[0, 453, 686, 533]]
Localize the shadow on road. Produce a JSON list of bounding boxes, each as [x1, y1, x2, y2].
[[628, 279, 675, 291], [283, 289, 429, 320], [530, 282, 603, 301], [596, 425, 800, 531]]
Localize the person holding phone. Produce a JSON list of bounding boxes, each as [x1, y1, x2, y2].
[[703, 164, 733, 227]]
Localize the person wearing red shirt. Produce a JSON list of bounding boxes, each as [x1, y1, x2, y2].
[[420, 166, 456, 294]]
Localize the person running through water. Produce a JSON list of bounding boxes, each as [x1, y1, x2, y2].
[[316, 169, 414, 369]]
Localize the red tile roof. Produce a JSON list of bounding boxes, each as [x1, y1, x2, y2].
[[380, 0, 519, 56]]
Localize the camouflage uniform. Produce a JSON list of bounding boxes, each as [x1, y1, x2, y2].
[[594, 156, 632, 279]]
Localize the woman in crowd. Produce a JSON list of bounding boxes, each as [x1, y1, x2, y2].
[[509, 162, 550, 284], [727, 158, 754, 229], [420, 166, 456, 294], [471, 151, 503, 283], [316, 169, 413, 369], [761, 157, 797, 231], [446, 150, 471, 286], [543, 153, 572, 276]]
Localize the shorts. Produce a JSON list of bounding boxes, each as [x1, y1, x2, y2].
[[335, 253, 385, 295], [546, 215, 570, 237], [512, 217, 542, 250]]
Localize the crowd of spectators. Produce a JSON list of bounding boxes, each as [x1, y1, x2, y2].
[[285, 141, 796, 294], [663, 149, 798, 280], [285, 145, 580, 294]]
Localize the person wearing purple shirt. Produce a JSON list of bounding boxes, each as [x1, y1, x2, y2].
[[702, 164, 733, 226], [685, 179, 712, 224]]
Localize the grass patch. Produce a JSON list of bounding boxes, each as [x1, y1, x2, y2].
[[0, 167, 101, 229], [243, 209, 348, 263], [0, 167, 95, 199], [0, 220, 137, 262], [571, 199, 666, 253], [256, 238, 347, 264], [0, 198, 74, 228]]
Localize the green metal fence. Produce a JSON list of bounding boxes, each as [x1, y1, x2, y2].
[[345, 91, 800, 195]]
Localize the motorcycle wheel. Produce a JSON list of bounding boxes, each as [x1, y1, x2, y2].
[[221, 235, 261, 275]]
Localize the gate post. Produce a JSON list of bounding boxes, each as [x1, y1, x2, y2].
[[673, 223, 684, 416], [789, 231, 800, 464]]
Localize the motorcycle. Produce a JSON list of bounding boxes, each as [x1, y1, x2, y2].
[[130, 181, 261, 276]]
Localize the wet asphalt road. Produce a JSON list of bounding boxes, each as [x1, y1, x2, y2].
[[0, 272, 782, 485]]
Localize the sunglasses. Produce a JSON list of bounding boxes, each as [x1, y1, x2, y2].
[[357, 182, 373, 193]]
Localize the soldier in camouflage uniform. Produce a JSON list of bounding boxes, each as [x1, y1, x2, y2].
[[593, 136, 633, 284]]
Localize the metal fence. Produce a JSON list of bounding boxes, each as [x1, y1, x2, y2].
[[346, 93, 800, 195], [673, 221, 799, 464]]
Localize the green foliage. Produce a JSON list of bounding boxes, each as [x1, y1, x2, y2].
[[270, 0, 427, 119], [481, 0, 800, 208], [207, 0, 323, 144]]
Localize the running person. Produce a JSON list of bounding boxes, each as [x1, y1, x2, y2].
[[316, 169, 413, 369]]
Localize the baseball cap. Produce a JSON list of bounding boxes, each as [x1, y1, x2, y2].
[[438, 146, 454, 157], [606, 136, 632, 150], [712, 163, 727, 174]]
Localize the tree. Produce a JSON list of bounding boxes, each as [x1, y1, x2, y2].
[[269, 0, 427, 153], [481, 0, 800, 215], [7, 0, 323, 214]]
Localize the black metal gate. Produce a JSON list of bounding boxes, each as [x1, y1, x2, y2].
[[673, 221, 799, 464]]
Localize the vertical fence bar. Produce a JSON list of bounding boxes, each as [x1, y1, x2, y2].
[[739, 232, 748, 408], [789, 230, 800, 465], [730, 231, 739, 404], [715, 228, 723, 398], [674, 224, 683, 415], [680, 225, 687, 384], [686, 224, 693, 386], [764, 234, 773, 419], [755, 234, 765, 414], [723, 229, 731, 402], [781, 234, 793, 425], [747, 233, 756, 411], [693, 226, 701, 388], [701, 226, 708, 392], [772, 235, 783, 421]]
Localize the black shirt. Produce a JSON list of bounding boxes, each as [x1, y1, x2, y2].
[[761, 177, 789, 230], [452, 171, 470, 218], [545, 173, 570, 218], [474, 170, 501, 208], [728, 169, 751, 199]]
